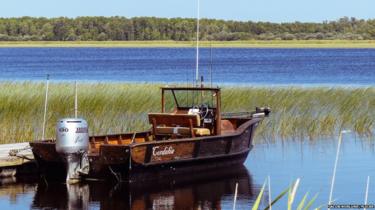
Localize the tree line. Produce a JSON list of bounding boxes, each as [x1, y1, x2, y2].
[[0, 16, 375, 41]]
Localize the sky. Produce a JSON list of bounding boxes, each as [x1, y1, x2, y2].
[[0, 0, 374, 23]]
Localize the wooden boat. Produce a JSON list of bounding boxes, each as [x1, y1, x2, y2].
[[30, 86, 270, 182]]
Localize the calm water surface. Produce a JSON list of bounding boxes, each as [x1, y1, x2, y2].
[[0, 48, 374, 209], [0, 48, 375, 86], [0, 136, 374, 209]]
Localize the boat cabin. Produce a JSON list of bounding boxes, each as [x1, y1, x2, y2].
[[149, 87, 221, 140]]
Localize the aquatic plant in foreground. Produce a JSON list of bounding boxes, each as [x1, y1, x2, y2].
[[249, 178, 321, 210]]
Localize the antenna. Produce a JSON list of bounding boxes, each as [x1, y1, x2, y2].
[[74, 81, 78, 118], [41, 74, 49, 141], [210, 42, 213, 88], [195, 0, 200, 86]]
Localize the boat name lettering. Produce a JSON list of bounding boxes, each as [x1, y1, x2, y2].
[[152, 146, 175, 156]]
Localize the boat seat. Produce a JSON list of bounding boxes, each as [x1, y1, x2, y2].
[[156, 126, 211, 136], [148, 113, 201, 126], [148, 113, 210, 137]]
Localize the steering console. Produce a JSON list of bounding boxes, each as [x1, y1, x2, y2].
[[190, 104, 214, 127]]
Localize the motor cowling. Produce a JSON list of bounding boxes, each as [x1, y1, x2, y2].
[[55, 118, 89, 183], [56, 118, 89, 154]]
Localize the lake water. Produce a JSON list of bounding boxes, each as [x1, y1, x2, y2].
[[0, 136, 374, 209], [0, 48, 374, 209], [0, 48, 375, 86]]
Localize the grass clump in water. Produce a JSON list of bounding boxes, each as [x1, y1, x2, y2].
[[0, 82, 373, 144]]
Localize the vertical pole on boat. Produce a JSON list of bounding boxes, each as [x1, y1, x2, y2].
[[210, 42, 213, 88], [328, 130, 350, 209], [195, 0, 200, 86], [161, 89, 165, 113], [215, 89, 221, 135], [364, 176, 370, 210], [41, 74, 50, 141], [74, 81, 78, 118], [232, 182, 238, 210], [200, 76, 204, 104]]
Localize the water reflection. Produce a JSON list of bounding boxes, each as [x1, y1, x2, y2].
[[31, 166, 256, 210], [1, 138, 374, 209]]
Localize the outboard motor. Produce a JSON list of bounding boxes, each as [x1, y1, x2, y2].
[[56, 118, 89, 183]]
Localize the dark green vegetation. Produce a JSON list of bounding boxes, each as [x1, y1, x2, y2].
[[2, 40, 375, 48], [0, 82, 373, 144], [1, 16, 375, 41]]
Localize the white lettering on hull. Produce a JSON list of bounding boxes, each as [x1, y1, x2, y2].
[[152, 146, 175, 156]]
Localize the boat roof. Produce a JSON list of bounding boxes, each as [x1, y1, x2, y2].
[[161, 86, 220, 91]]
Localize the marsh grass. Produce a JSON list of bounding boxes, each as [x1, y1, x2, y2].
[[0, 82, 374, 144], [223, 86, 375, 142]]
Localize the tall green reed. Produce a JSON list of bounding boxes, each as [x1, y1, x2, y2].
[[252, 178, 320, 210], [0, 82, 373, 144]]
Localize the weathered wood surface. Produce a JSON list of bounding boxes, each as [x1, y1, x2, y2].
[[0, 143, 34, 167]]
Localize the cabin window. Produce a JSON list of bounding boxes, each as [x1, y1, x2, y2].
[[164, 89, 217, 112]]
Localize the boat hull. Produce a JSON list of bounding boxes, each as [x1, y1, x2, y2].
[[30, 118, 261, 182]]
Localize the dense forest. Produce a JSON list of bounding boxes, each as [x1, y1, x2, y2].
[[0, 16, 375, 41]]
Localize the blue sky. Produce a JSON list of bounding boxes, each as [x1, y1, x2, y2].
[[1, 0, 374, 23]]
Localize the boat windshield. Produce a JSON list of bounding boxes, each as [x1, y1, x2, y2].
[[163, 88, 218, 111]]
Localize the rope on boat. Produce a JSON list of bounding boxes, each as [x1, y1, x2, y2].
[[108, 165, 121, 183], [104, 156, 122, 182]]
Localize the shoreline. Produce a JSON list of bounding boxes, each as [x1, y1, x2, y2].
[[0, 80, 374, 89], [1, 40, 375, 48]]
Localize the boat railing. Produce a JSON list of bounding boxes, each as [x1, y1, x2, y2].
[[221, 112, 253, 119]]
